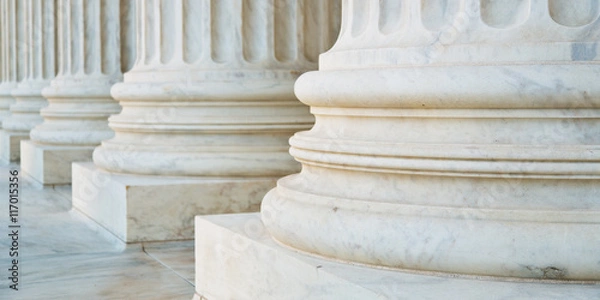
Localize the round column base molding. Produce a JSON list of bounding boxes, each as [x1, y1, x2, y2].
[[2, 114, 45, 133], [101, 69, 314, 177], [30, 127, 115, 146], [10, 81, 48, 98], [30, 92, 121, 146], [93, 145, 301, 177], [0, 83, 16, 111], [295, 64, 600, 109], [261, 173, 600, 281]]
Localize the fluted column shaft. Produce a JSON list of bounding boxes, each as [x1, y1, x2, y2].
[[2, 0, 55, 133], [262, 0, 600, 281], [93, 0, 340, 177], [0, 0, 18, 123], [31, 0, 134, 146]]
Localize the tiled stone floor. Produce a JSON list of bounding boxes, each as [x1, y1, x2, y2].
[[0, 163, 194, 299]]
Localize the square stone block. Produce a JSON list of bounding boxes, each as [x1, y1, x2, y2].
[[193, 213, 600, 300], [0, 130, 27, 163], [72, 162, 277, 243], [20, 140, 95, 185]]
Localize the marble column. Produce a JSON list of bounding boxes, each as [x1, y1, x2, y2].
[[21, 0, 135, 185], [72, 0, 340, 242], [0, 0, 18, 127], [0, 0, 55, 163], [195, 0, 600, 298], [263, 0, 600, 280]]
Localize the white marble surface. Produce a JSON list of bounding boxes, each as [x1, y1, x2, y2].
[[324, 0, 599, 68], [195, 213, 600, 300], [0, 163, 195, 299], [261, 0, 600, 280], [72, 162, 276, 242], [144, 240, 195, 284]]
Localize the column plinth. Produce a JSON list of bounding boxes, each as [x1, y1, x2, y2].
[[260, 0, 600, 281], [72, 0, 340, 242], [21, 0, 132, 185]]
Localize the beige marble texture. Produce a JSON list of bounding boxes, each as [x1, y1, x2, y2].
[[0, 163, 195, 299]]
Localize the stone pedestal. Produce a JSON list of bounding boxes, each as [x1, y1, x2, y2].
[[21, 141, 94, 185], [193, 214, 600, 300], [72, 0, 340, 242], [195, 0, 600, 298], [72, 162, 275, 242], [21, 0, 134, 184], [0, 130, 22, 162]]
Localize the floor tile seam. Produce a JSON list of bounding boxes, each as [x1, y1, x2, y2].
[[142, 243, 196, 287]]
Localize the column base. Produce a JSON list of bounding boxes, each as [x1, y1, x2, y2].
[[0, 130, 27, 163], [194, 213, 600, 300], [72, 162, 276, 243], [20, 140, 94, 185]]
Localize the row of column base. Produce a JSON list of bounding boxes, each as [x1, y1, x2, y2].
[[6, 140, 277, 244]]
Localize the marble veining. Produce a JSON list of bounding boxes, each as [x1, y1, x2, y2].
[[0, 164, 195, 299]]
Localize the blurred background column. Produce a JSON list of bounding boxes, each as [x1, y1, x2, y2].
[[21, 0, 135, 185], [0, 0, 55, 163], [0, 0, 18, 132]]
